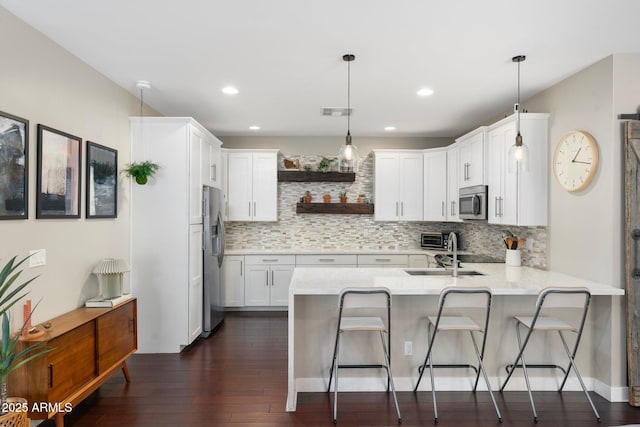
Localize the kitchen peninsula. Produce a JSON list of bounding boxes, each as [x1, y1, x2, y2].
[[285, 264, 625, 411]]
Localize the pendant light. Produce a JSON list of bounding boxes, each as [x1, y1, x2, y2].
[[338, 54, 359, 173], [508, 55, 529, 173]]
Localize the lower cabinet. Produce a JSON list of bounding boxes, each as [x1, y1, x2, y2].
[[224, 255, 245, 307], [408, 254, 430, 268], [9, 299, 137, 426], [244, 255, 295, 307]]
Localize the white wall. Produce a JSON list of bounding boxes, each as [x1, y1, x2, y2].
[[0, 7, 156, 323], [522, 54, 640, 391]]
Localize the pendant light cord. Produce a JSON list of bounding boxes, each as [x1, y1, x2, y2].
[[517, 58, 520, 135], [347, 58, 351, 136], [140, 87, 144, 118]]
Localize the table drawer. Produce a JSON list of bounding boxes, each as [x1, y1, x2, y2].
[[245, 255, 295, 265], [357, 254, 408, 266], [296, 254, 357, 266]]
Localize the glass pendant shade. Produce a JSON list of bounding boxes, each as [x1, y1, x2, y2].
[[508, 132, 529, 173], [339, 134, 359, 173]]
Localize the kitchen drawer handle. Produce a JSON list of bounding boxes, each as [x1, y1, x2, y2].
[[318, 258, 335, 262], [375, 258, 391, 262], [49, 364, 54, 388], [262, 259, 279, 262]]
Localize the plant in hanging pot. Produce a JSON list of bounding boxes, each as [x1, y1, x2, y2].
[[123, 161, 159, 185], [0, 256, 51, 425]]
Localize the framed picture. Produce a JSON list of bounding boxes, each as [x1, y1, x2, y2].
[[36, 125, 82, 218], [0, 111, 29, 219], [86, 142, 117, 218]]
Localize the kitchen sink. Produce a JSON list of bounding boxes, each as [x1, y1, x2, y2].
[[404, 269, 485, 276]]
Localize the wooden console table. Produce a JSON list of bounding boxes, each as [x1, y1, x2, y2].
[[9, 298, 137, 426]]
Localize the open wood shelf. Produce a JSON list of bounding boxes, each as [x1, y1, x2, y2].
[[278, 171, 356, 182], [296, 202, 374, 215]]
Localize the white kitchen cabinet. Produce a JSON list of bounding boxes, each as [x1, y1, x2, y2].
[[201, 132, 222, 189], [408, 254, 429, 268], [227, 150, 278, 221], [130, 117, 219, 352], [357, 254, 408, 268], [373, 150, 423, 221], [423, 149, 448, 221], [295, 254, 357, 267], [446, 145, 461, 221], [456, 127, 487, 187], [224, 255, 245, 307], [188, 224, 203, 342], [487, 113, 549, 226], [244, 255, 294, 307]]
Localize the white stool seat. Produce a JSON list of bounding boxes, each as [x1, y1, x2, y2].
[[340, 316, 386, 332], [428, 315, 482, 331], [514, 315, 576, 331]]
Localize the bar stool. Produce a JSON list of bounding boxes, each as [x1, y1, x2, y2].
[[327, 287, 402, 424], [413, 286, 502, 423], [499, 287, 600, 422]]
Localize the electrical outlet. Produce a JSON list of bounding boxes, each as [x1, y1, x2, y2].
[[404, 341, 413, 356], [29, 249, 46, 267]]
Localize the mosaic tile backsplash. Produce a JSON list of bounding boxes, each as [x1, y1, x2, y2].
[[225, 153, 548, 269]]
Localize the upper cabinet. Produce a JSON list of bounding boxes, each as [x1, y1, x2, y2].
[[446, 144, 461, 222], [456, 127, 487, 187], [373, 150, 423, 221], [423, 149, 447, 221], [487, 113, 549, 226], [200, 131, 222, 189], [227, 150, 278, 221]]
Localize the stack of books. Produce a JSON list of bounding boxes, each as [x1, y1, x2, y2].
[[85, 294, 132, 308]]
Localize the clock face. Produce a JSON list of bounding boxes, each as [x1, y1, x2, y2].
[[552, 130, 599, 192]]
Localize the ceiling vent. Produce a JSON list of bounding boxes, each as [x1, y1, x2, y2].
[[321, 108, 352, 117]]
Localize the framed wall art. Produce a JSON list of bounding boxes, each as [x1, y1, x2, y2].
[[36, 124, 82, 218], [86, 141, 117, 218], [0, 111, 29, 220]]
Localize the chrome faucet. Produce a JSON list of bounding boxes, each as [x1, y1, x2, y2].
[[447, 232, 458, 277]]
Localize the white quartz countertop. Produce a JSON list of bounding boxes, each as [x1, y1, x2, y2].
[[289, 264, 625, 296]]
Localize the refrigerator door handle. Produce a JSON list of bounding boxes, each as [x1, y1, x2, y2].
[[217, 212, 225, 268]]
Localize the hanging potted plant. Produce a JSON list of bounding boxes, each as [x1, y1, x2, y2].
[[0, 255, 51, 426], [123, 161, 159, 185]]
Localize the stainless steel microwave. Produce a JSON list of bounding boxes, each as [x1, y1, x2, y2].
[[459, 185, 488, 220]]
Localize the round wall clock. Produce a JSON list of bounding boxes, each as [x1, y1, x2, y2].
[[552, 130, 599, 192]]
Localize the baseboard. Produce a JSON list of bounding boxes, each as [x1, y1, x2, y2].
[[296, 375, 627, 402]]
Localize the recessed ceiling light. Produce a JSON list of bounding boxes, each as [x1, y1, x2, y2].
[[222, 86, 239, 95], [417, 88, 434, 97], [384, 126, 396, 131], [249, 125, 260, 131]]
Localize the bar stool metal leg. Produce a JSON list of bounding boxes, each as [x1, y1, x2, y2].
[[379, 331, 402, 423], [470, 331, 502, 422]]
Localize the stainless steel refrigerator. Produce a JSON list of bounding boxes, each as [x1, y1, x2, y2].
[[202, 186, 225, 337]]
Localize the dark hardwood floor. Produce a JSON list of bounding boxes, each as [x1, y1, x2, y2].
[[44, 312, 640, 426]]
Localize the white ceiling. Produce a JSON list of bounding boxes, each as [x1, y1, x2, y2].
[[2, 0, 639, 138]]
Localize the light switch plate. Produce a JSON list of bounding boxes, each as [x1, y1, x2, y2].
[[29, 249, 46, 267]]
